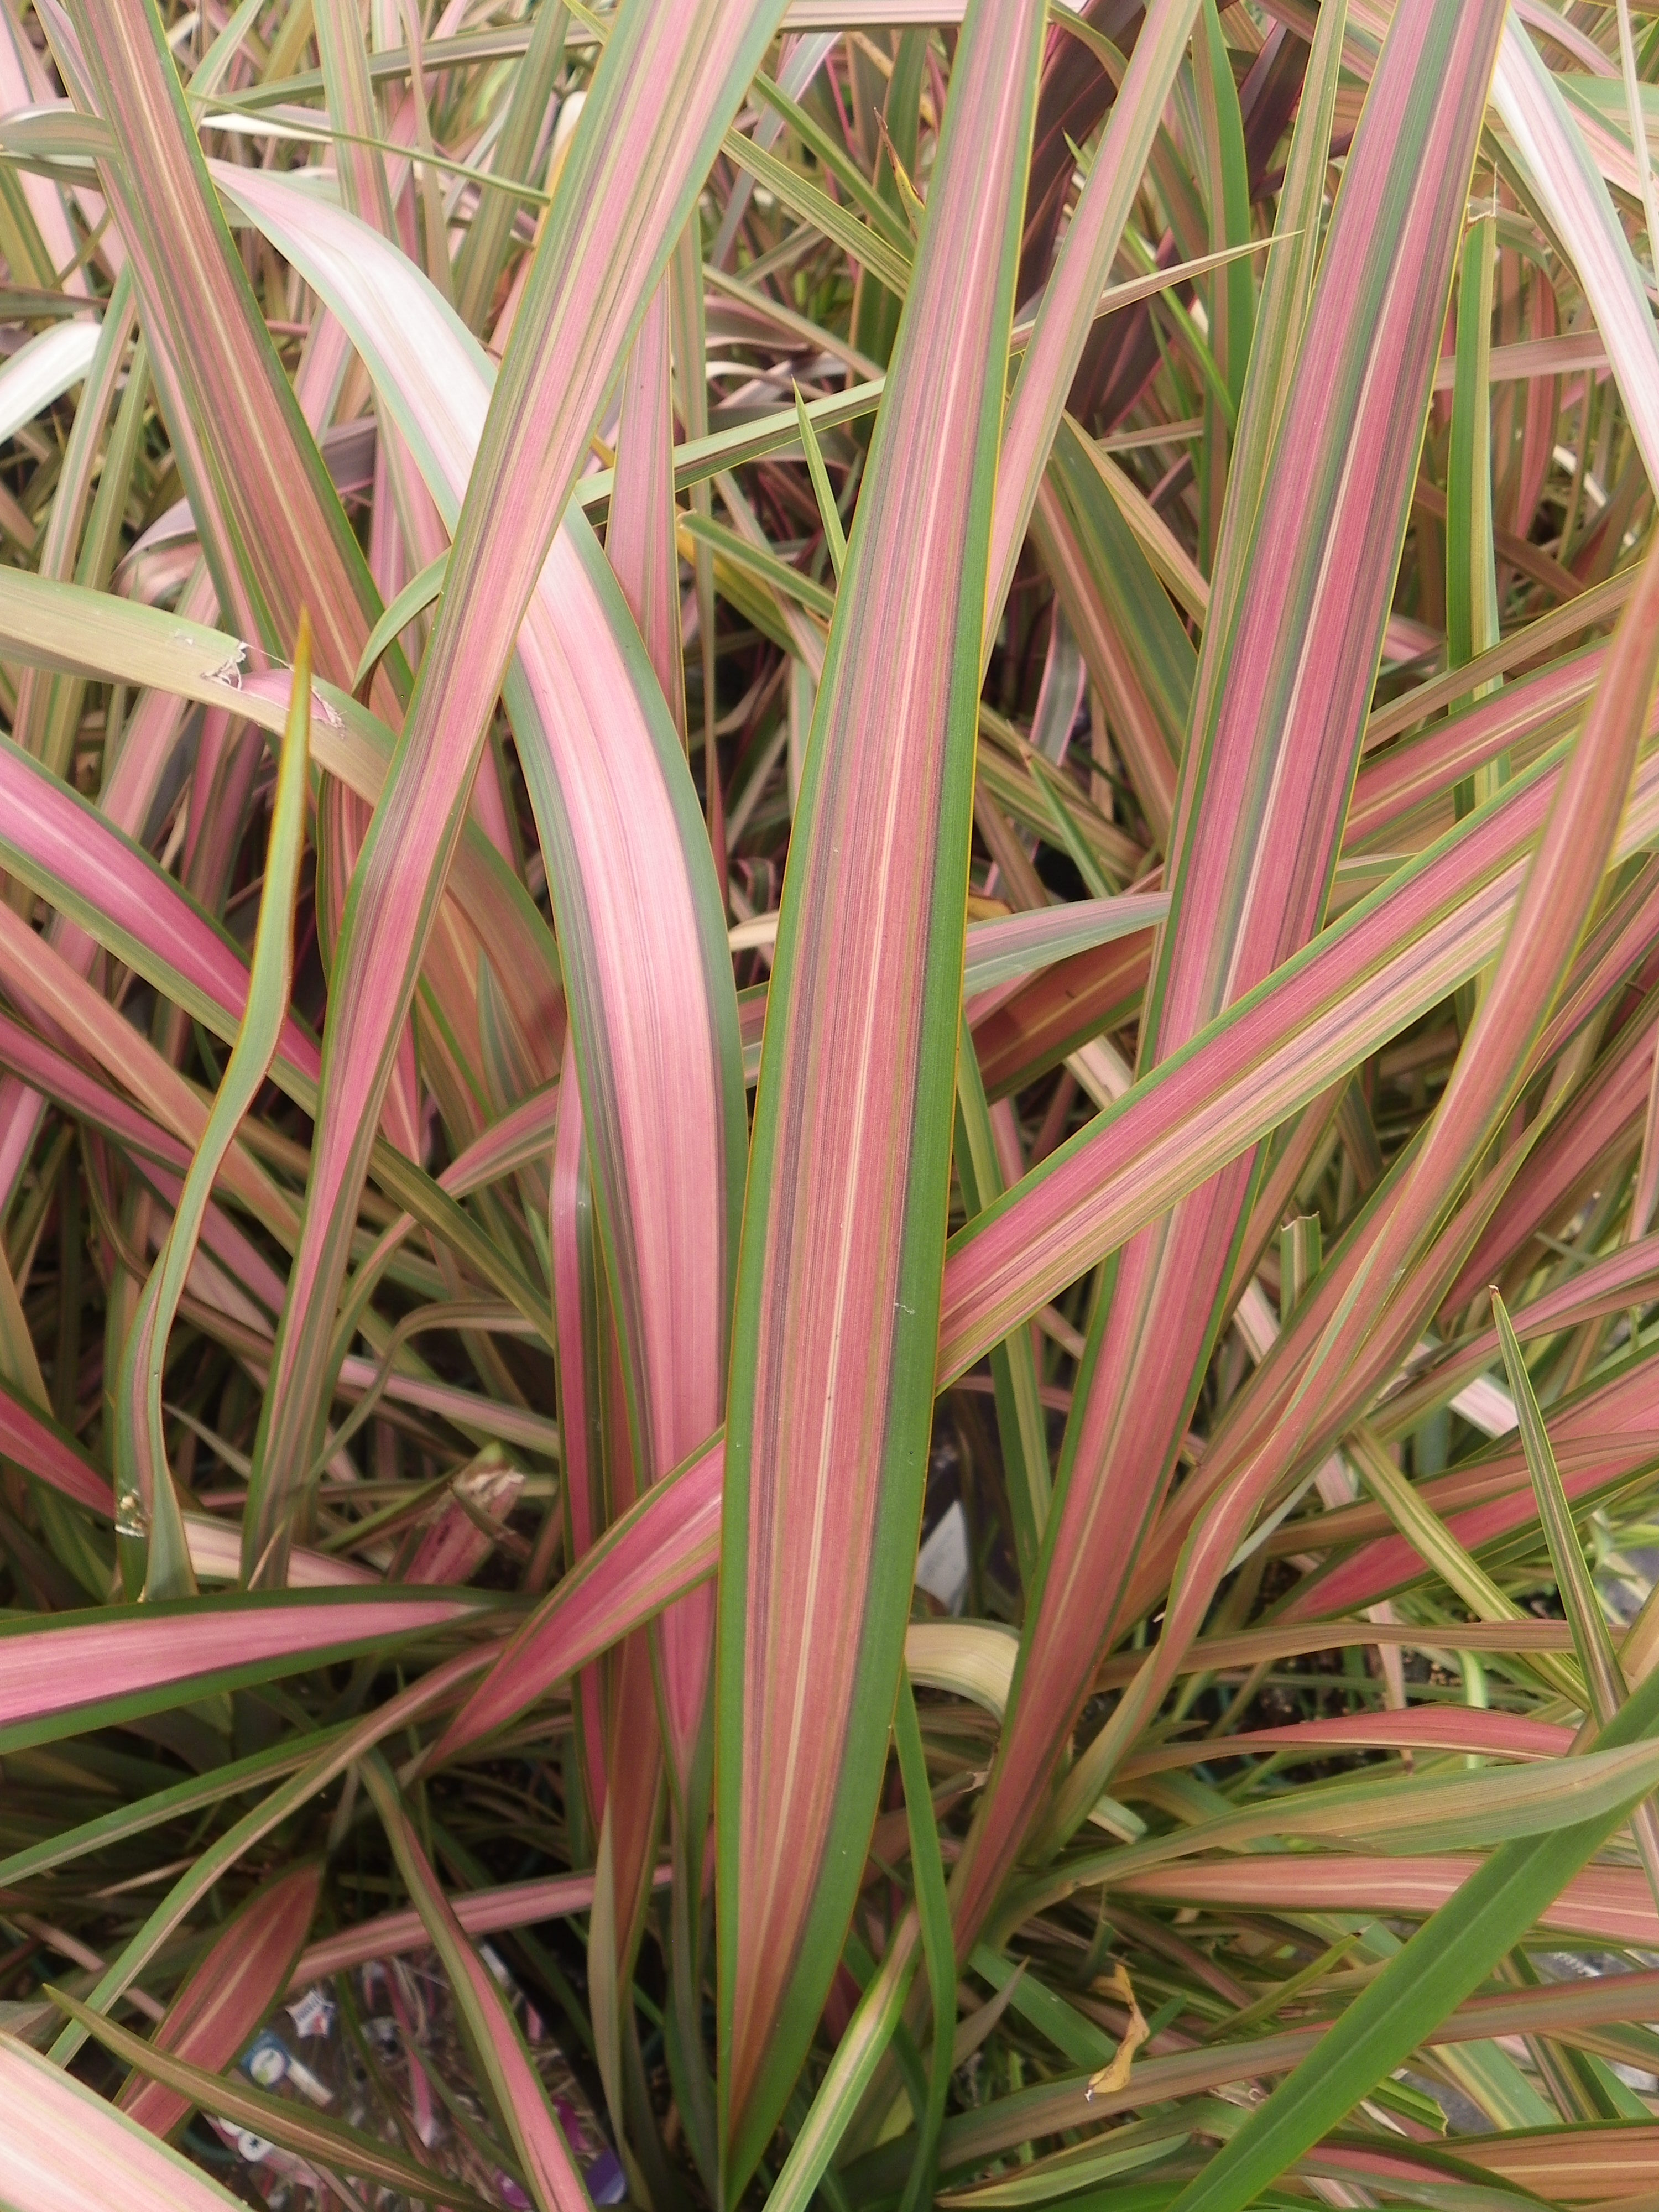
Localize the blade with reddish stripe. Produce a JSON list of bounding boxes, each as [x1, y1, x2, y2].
[[947, 0, 1512, 1950], [227, 0, 786, 1585], [222, 165, 739, 1785], [439, 1434, 723, 1762], [0, 2037, 250, 2212], [120, 1863, 322, 2141], [716, 2, 1046, 2189], [0, 1590, 486, 1754]]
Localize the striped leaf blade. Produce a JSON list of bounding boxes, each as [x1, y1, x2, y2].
[[220, 168, 745, 1637], [1155, 534, 1659, 1650], [53, 0, 385, 693], [0, 2034, 250, 2212], [237, 0, 785, 1584], [439, 1435, 724, 1759], [0, 1590, 486, 1755], [118, 1861, 322, 2141], [988, 0, 1203, 630], [937, 598, 1659, 1390], [716, 0, 1046, 2190], [950, 0, 1513, 1946]]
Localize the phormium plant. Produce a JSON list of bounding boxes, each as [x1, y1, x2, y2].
[[2, 1, 1659, 2207]]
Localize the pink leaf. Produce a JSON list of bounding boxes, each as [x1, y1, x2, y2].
[[0, 2035, 249, 2212], [121, 1864, 323, 2141]]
